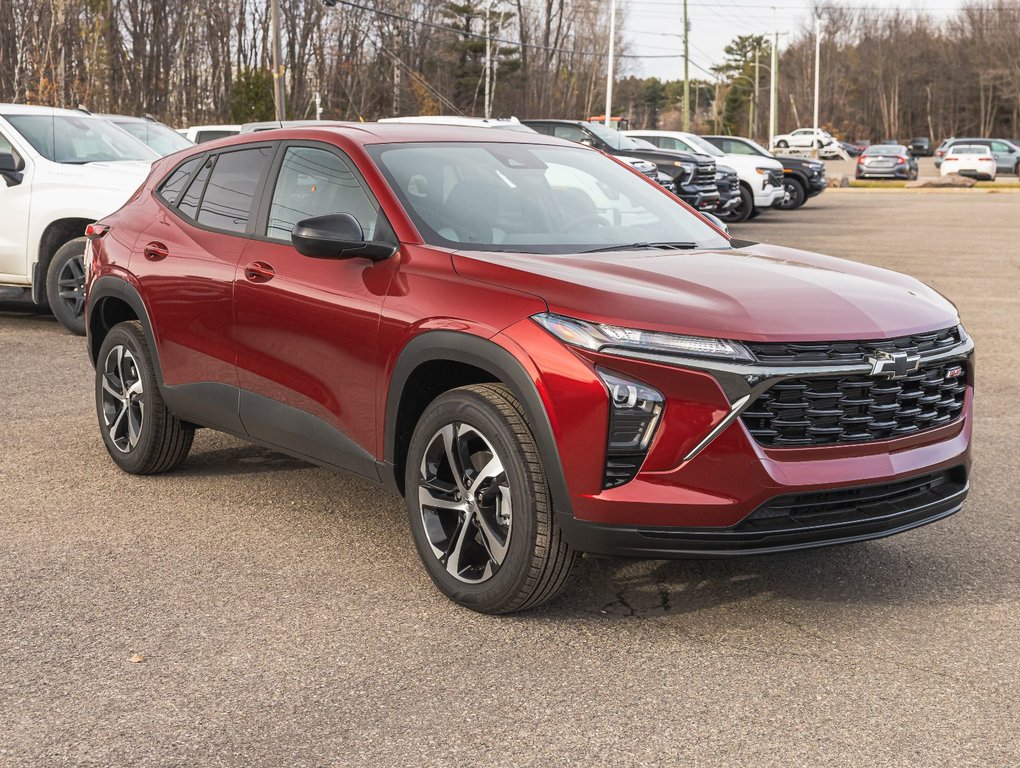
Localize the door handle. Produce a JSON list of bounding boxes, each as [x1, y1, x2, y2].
[[143, 241, 169, 261], [244, 261, 275, 283]]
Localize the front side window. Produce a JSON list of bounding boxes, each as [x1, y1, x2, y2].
[[370, 142, 728, 253], [552, 125, 587, 143], [1, 114, 157, 163], [196, 146, 273, 233], [266, 146, 381, 241], [990, 141, 1010, 152]]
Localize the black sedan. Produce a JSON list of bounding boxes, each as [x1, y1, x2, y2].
[[855, 144, 919, 180]]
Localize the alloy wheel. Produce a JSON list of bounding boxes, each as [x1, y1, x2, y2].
[[417, 422, 512, 584], [57, 254, 86, 320], [101, 345, 145, 453]]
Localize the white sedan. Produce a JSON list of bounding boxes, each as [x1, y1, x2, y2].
[[940, 145, 997, 180]]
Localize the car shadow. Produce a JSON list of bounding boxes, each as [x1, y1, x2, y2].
[[176, 444, 312, 477]]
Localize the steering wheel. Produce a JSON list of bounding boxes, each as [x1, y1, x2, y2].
[[558, 213, 610, 233]]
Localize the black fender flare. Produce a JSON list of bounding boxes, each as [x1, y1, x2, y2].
[[87, 276, 163, 385], [385, 330, 572, 517]]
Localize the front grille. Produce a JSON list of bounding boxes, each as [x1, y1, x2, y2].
[[736, 467, 966, 532], [742, 360, 967, 446], [695, 162, 716, 187], [747, 326, 962, 365], [767, 169, 783, 187]]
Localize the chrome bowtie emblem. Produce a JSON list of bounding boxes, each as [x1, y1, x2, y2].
[[868, 350, 921, 379]]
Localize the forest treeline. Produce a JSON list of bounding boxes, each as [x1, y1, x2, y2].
[[1, 0, 1019, 141]]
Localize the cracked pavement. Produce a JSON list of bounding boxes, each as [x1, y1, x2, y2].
[[1, 190, 1018, 766]]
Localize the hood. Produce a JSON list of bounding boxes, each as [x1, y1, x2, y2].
[[41, 160, 153, 188], [720, 153, 783, 175], [453, 243, 959, 342], [37, 160, 153, 215]]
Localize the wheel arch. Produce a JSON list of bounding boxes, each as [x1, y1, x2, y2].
[[33, 218, 93, 305], [87, 277, 163, 385], [385, 331, 572, 517]]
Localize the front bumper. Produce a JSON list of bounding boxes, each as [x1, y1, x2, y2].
[[497, 321, 974, 557], [558, 467, 967, 558]]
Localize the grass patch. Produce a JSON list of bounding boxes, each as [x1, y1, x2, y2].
[[848, 179, 1020, 189]]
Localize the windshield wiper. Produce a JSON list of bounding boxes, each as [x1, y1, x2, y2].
[[581, 241, 700, 254]]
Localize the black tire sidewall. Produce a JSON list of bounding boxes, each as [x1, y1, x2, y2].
[[404, 389, 542, 611], [95, 323, 162, 473], [46, 237, 87, 336], [779, 178, 806, 209]]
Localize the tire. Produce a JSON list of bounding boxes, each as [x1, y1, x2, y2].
[[95, 320, 194, 475], [1014, 161, 1019, 178], [404, 383, 577, 614], [776, 140, 789, 149], [777, 177, 806, 210], [45, 237, 88, 335], [718, 184, 753, 223]]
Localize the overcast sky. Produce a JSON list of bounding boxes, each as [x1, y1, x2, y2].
[[622, 0, 968, 80]]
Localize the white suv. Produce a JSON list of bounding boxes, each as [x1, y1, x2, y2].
[[625, 130, 784, 221], [772, 128, 835, 151], [0, 105, 157, 334]]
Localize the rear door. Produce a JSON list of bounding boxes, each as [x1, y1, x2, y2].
[[232, 141, 399, 478], [988, 140, 1016, 173], [137, 143, 275, 430]]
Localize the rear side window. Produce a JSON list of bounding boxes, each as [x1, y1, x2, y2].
[[552, 125, 586, 143], [157, 156, 203, 206], [196, 146, 273, 233], [266, 146, 382, 241], [178, 156, 214, 219]]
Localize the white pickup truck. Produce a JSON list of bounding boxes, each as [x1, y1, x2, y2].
[[0, 104, 157, 334]]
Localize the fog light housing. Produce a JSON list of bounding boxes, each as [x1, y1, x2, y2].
[[597, 368, 664, 489]]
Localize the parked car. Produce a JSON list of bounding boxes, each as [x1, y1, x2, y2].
[[701, 135, 826, 210], [101, 114, 194, 156], [522, 119, 720, 211], [940, 144, 997, 180], [771, 128, 835, 150], [0, 104, 158, 333], [909, 137, 932, 157], [85, 124, 972, 613], [623, 130, 784, 222], [837, 141, 863, 157], [179, 124, 241, 143], [933, 138, 1019, 176], [855, 144, 919, 180]]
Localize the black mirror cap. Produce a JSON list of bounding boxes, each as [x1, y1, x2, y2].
[[0, 152, 23, 185], [290, 213, 396, 261]]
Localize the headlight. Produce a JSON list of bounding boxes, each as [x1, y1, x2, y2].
[[754, 166, 769, 175], [532, 313, 754, 362]]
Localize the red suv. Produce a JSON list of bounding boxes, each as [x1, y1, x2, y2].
[[85, 125, 973, 613]]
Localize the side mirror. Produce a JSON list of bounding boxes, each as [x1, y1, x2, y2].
[[290, 213, 396, 261], [0, 152, 23, 186], [702, 211, 729, 235]]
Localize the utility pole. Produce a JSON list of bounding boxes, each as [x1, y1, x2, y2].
[[812, 15, 823, 155], [752, 45, 759, 141], [683, 0, 690, 131], [604, 0, 616, 127], [484, 3, 492, 118], [768, 29, 778, 149], [271, 0, 286, 122]]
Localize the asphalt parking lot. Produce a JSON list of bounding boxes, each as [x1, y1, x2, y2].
[[1, 190, 1018, 767]]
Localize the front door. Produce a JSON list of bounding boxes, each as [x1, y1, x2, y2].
[[233, 142, 399, 478], [0, 126, 34, 282]]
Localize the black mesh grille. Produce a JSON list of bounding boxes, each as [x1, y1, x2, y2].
[[695, 162, 716, 186], [747, 326, 962, 365], [737, 467, 966, 532], [767, 169, 784, 187], [741, 360, 967, 446]]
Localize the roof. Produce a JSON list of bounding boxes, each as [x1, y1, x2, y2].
[[214, 121, 571, 147], [0, 103, 102, 117]]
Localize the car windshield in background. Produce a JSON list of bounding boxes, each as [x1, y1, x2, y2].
[[684, 134, 725, 157], [864, 145, 907, 156], [584, 122, 645, 151], [369, 142, 729, 254], [112, 120, 193, 155], [2, 114, 158, 163]]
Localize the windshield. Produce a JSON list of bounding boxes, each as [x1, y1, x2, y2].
[[369, 142, 729, 254], [585, 122, 644, 151], [111, 119, 193, 156], [3, 114, 158, 163], [683, 134, 725, 157]]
